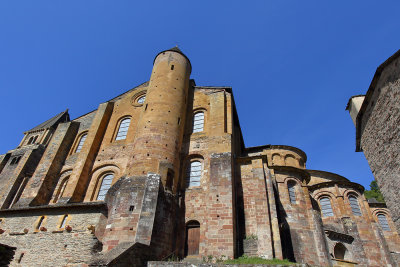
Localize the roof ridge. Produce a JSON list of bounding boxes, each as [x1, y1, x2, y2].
[[25, 109, 69, 133]]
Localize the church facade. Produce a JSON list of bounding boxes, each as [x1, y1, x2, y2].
[[0, 48, 399, 266]]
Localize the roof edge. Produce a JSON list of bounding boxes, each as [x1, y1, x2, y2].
[[356, 49, 400, 151]]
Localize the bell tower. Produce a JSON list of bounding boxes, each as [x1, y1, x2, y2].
[[98, 48, 191, 256], [127, 47, 191, 190]]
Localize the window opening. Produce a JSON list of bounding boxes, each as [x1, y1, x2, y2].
[[193, 112, 204, 133], [60, 215, 68, 229], [75, 133, 87, 153], [166, 170, 174, 191], [115, 118, 131, 140], [129, 205, 135, 211], [287, 181, 296, 204], [377, 214, 390, 231], [53, 177, 69, 203], [137, 96, 146, 104], [10, 156, 21, 165], [320, 197, 334, 217], [186, 161, 202, 188], [171, 65, 174, 70], [27, 137, 34, 145], [348, 196, 362, 216], [334, 243, 347, 260], [10, 176, 30, 207], [36, 216, 44, 230], [97, 173, 114, 201]]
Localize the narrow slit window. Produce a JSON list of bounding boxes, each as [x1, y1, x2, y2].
[[287, 181, 296, 204], [115, 118, 131, 140], [193, 112, 204, 133], [377, 214, 390, 231], [75, 133, 87, 153], [60, 215, 68, 229], [349, 196, 362, 216], [36, 216, 44, 230], [171, 65, 174, 70], [186, 161, 202, 188], [97, 173, 114, 201], [320, 197, 334, 217]]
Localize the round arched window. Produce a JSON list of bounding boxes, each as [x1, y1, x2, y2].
[[97, 173, 114, 201]]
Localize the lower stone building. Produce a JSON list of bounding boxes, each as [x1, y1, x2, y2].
[[0, 47, 399, 266]]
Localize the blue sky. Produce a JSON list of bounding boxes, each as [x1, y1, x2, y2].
[[1, 1, 399, 189]]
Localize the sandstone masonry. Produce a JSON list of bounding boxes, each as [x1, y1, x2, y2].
[[0, 48, 398, 267]]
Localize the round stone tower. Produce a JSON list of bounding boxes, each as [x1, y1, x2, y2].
[[127, 47, 191, 190]]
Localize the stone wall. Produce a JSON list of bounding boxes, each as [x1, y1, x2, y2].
[[147, 262, 308, 267], [238, 158, 275, 259], [0, 204, 105, 266], [273, 167, 324, 266], [359, 55, 400, 232]]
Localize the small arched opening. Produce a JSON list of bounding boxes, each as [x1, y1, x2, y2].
[[334, 243, 348, 260]]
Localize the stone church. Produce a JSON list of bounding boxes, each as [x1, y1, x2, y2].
[[0, 47, 399, 266]]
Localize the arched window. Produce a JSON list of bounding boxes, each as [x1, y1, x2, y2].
[[192, 112, 204, 133], [10, 156, 22, 166], [53, 177, 69, 203], [10, 176, 30, 207], [32, 135, 39, 144], [287, 181, 296, 204], [27, 136, 34, 145], [186, 161, 202, 188], [320, 197, 334, 217], [97, 173, 114, 201], [348, 196, 362, 216], [377, 214, 390, 231], [115, 118, 131, 140], [334, 243, 347, 260], [75, 133, 87, 153]]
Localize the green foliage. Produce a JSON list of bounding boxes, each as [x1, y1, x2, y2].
[[224, 255, 294, 265], [166, 254, 179, 262], [364, 179, 385, 202], [245, 234, 258, 240]]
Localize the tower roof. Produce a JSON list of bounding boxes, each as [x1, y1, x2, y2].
[[25, 109, 70, 133], [153, 46, 192, 73]]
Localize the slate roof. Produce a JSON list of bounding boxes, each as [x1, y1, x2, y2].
[[25, 109, 70, 133]]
